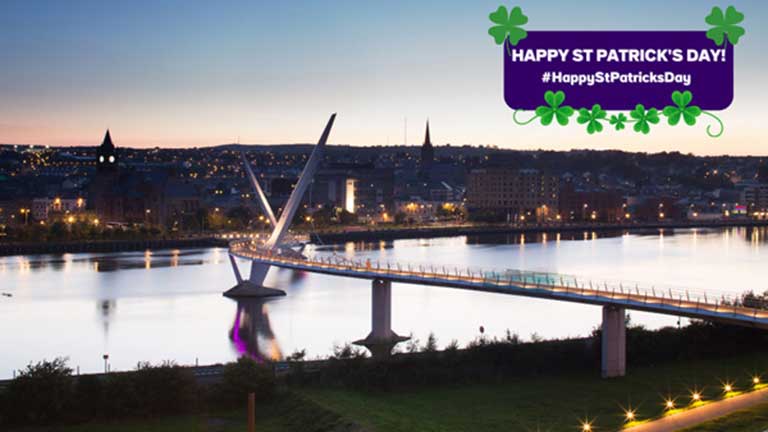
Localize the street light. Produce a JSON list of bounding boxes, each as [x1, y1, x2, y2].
[[19, 208, 29, 225]]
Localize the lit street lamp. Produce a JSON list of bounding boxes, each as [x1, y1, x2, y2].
[[19, 208, 30, 225]]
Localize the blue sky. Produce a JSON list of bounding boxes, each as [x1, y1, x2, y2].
[[0, 0, 765, 155]]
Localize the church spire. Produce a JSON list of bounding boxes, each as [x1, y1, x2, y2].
[[101, 129, 114, 149], [420, 119, 434, 178]]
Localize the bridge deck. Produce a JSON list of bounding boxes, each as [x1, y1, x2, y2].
[[229, 241, 768, 330]]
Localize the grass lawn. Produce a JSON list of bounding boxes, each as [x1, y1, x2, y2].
[[12, 411, 246, 432], [9, 394, 358, 432], [679, 402, 768, 432], [10, 352, 768, 432], [302, 352, 768, 431]]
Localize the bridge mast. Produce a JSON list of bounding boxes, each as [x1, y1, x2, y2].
[[240, 152, 277, 226], [265, 113, 335, 249], [226, 114, 336, 298]]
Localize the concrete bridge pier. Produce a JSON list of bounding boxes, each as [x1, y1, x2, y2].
[[601, 305, 626, 378], [224, 256, 285, 298], [354, 279, 409, 359]]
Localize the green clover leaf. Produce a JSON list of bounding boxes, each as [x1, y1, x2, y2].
[[609, 113, 628, 131], [576, 104, 607, 134], [629, 104, 659, 134], [488, 6, 528, 46], [705, 6, 745, 46], [662, 90, 702, 126], [535, 90, 574, 126]]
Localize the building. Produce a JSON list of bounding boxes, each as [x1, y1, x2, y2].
[[466, 168, 559, 222], [31, 196, 86, 221], [161, 180, 201, 228], [626, 196, 682, 221], [96, 130, 118, 172], [741, 181, 768, 214], [559, 181, 625, 222], [419, 121, 434, 179], [88, 131, 199, 227]]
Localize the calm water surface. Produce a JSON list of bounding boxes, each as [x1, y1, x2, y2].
[[1, 227, 766, 378]]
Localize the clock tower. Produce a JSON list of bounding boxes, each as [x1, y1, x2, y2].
[[96, 130, 118, 173]]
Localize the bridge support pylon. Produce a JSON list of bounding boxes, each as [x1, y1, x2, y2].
[[224, 255, 285, 298], [354, 279, 409, 359], [601, 305, 626, 378]]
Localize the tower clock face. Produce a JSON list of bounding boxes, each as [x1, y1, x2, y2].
[[99, 156, 104, 163], [109, 155, 115, 163]]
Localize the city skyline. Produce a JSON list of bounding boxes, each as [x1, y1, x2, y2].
[[1, 0, 765, 155]]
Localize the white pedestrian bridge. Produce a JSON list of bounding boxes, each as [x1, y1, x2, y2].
[[228, 113, 768, 377], [228, 238, 768, 378]]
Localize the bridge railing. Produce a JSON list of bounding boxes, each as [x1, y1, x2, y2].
[[229, 240, 768, 320]]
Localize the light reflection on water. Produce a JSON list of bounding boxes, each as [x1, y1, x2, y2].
[[0, 227, 766, 378]]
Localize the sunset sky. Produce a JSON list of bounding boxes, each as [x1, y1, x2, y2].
[[0, 0, 765, 155]]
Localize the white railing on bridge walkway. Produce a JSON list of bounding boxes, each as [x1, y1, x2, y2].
[[229, 240, 768, 326]]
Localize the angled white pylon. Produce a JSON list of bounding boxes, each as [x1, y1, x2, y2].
[[265, 113, 336, 249], [241, 152, 277, 226]]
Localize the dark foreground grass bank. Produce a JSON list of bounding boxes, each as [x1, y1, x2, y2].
[[9, 393, 361, 432], [15, 352, 768, 432], [7, 322, 768, 431], [302, 352, 768, 431]]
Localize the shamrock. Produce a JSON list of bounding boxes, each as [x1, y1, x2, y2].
[[662, 90, 702, 126], [609, 113, 628, 131], [535, 90, 574, 126], [705, 6, 745, 46], [629, 104, 659, 134], [576, 104, 607, 134], [488, 6, 528, 46]]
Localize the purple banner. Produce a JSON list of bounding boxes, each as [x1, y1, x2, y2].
[[504, 31, 733, 111]]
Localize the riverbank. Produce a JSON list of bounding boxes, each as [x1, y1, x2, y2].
[[2, 220, 765, 257], [10, 349, 768, 432], [304, 349, 768, 432], [4, 322, 768, 431], [0, 237, 228, 257], [311, 220, 768, 243]]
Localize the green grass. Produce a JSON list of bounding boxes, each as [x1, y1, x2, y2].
[[679, 402, 768, 432], [302, 352, 768, 432], [12, 411, 245, 432], [10, 352, 768, 432], [9, 393, 359, 432]]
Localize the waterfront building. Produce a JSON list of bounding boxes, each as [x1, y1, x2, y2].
[[31, 196, 86, 221], [466, 167, 558, 222], [740, 181, 768, 215], [88, 131, 200, 227], [559, 181, 625, 222]]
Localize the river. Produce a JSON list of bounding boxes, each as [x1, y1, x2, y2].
[[0, 226, 766, 379]]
